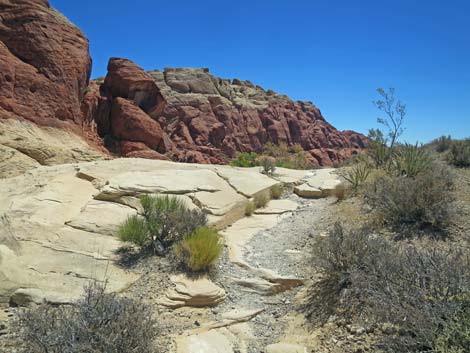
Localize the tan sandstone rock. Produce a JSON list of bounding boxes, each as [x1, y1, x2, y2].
[[159, 275, 226, 308]]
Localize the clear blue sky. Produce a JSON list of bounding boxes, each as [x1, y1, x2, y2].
[[50, 0, 470, 143]]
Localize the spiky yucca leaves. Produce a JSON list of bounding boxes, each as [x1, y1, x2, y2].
[[393, 143, 432, 177], [341, 163, 371, 191], [174, 227, 223, 272]]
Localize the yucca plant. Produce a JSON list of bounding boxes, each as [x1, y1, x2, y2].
[[341, 163, 371, 191], [393, 143, 432, 177], [174, 227, 223, 272]]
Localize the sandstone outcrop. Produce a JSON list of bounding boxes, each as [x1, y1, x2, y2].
[[89, 60, 368, 166], [0, 1, 367, 175]]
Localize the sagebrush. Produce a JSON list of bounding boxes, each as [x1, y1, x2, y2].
[[306, 223, 470, 353], [13, 282, 156, 353]]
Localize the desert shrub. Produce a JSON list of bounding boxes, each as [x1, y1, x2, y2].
[[341, 163, 371, 191], [117, 195, 207, 254], [254, 193, 269, 208], [434, 302, 470, 353], [257, 155, 276, 175], [432, 135, 453, 153], [263, 142, 313, 169], [364, 159, 454, 231], [332, 183, 347, 201], [270, 184, 283, 199], [367, 128, 392, 169], [13, 282, 156, 353], [306, 223, 470, 353], [118, 215, 148, 246], [392, 143, 432, 177], [245, 201, 255, 216], [174, 227, 223, 272], [448, 139, 470, 168], [230, 152, 259, 167]]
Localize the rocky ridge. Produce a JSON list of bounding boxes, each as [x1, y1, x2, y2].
[[85, 59, 368, 166], [0, 0, 367, 178]]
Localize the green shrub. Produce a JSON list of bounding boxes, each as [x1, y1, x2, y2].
[[263, 142, 312, 169], [245, 201, 255, 216], [448, 139, 470, 168], [230, 152, 259, 167], [254, 193, 269, 208], [393, 143, 432, 177], [117, 195, 207, 254], [174, 227, 223, 272], [13, 282, 156, 353], [118, 215, 148, 246], [364, 160, 454, 231], [270, 184, 283, 199], [341, 163, 370, 191], [257, 155, 276, 175], [306, 223, 470, 352]]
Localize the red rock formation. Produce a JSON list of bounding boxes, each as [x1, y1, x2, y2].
[[89, 59, 368, 166], [0, 0, 106, 153], [0, 1, 367, 167]]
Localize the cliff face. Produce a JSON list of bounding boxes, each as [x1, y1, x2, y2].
[[0, 0, 367, 170], [86, 59, 368, 166]]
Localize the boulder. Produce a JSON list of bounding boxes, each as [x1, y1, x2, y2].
[[110, 97, 167, 151], [160, 275, 226, 308]]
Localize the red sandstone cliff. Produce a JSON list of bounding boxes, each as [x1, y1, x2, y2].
[[1, 0, 367, 168]]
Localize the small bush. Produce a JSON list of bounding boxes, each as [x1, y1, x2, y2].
[[117, 195, 207, 254], [245, 201, 255, 216], [332, 183, 347, 201], [270, 184, 283, 199], [263, 142, 313, 169], [230, 152, 259, 167], [13, 282, 156, 353], [174, 227, 223, 272], [254, 193, 269, 208], [432, 135, 453, 153], [448, 139, 470, 168], [118, 215, 148, 246], [364, 159, 454, 231], [341, 163, 370, 191], [257, 155, 276, 175], [306, 224, 470, 352]]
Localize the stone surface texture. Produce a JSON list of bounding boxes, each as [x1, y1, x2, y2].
[[90, 60, 368, 166], [0, 158, 310, 305]]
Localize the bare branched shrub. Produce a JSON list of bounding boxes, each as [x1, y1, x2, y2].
[[364, 159, 454, 232], [305, 224, 470, 353], [13, 282, 157, 353]]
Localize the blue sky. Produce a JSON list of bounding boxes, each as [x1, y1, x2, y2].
[[51, 0, 470, 142]]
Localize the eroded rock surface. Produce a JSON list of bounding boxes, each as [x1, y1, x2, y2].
[[160, 275, 226, 308], [89, 60, 368, 166], [0, 158, 291, 304]]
